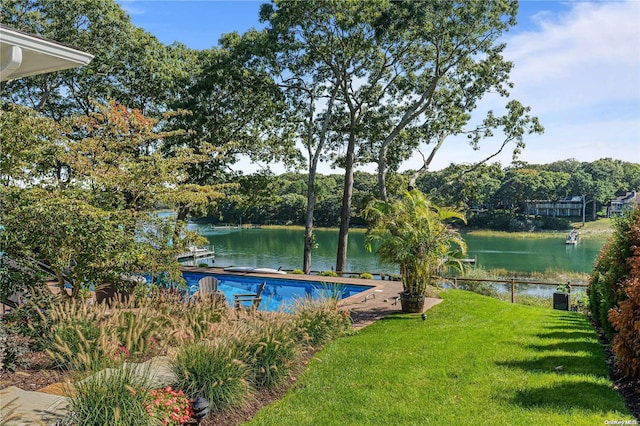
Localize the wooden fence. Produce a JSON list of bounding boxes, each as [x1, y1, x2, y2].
[[449, 276, 588, 303]]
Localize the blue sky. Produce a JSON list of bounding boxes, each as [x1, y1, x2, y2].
[[117, 1, 640, 173]]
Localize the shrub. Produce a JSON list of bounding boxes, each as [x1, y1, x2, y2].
[[609, 279, 640, 379], [2, 287, 59, 350], [47, 302, 105, 370], [455, 280, 499, 298], [0, 321, 30, 372], [168, 297, 226, 343], [47, 298, 170, 370], [68, 363, 154, 426], [607, 206, 640, 379], [359, 273, 374, 280], [453, 269, 499, 298], [318, 270, 338, 277], [241, 314, 300, 390], [171, 339, 251, 413], [292, 297, 351, 348], [291, 269, 304, 275], [589, 207, 639, 337], [537, 216, 571, 230]]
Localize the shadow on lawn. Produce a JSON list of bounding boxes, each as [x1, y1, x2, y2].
[[507, 381, 627, 414], [525, 340, 602, 354], [536, 330, 595, 340], [496, 353, 604, 376]]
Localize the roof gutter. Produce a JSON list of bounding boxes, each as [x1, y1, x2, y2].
[[0, 45, 22, 81]]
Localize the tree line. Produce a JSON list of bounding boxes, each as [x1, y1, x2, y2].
[[202, 158, 640, 230]]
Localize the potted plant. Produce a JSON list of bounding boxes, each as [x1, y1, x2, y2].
[[365, 190, 467, 313]]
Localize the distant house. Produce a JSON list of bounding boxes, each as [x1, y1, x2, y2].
[[608, 191, 638, 217], [525, 196, 584, 217]]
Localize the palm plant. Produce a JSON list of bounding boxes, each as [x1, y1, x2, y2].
[[365, 190, 467, 312]]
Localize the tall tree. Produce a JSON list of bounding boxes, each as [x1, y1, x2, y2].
[[166, 37, 298, 223], [256, 1, 371, 273]]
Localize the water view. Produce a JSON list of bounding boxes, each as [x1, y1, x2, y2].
[[187, 224, 609, 275]]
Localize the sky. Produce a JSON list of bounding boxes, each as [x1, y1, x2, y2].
[[117, 0, 640, 174]]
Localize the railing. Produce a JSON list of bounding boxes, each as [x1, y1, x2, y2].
[[449, 276, 588, 303]]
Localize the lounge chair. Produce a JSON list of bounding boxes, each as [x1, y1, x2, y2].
[[234, 281, 266, 310], [197, 276, 224, 301]]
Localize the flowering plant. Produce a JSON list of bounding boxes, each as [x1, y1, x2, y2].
[[145, 387, 193, 425]]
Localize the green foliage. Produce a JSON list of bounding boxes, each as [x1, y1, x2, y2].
[[291, 269, 304, 275], [68, 363, 154, 426], [365, 190, 466, 296], [47, 301, 106, 370], [292, 297, 351, 348], [240, 314, 300, 390], [0, 321, 30, 372], [1, 0, 193, 118], [1, 287, 59, 350], [358, 273, 374, 280], [607, 206, 640, 379], [168, 297, 226, 343], [46, 298, 170, 370], [454, 279, 499, 298], [318, 270, 338, 277], [0, 102, 63, 186], [171, 339, 251, 413], [589, 207, 639, 338], [539, 216, 571, 230]]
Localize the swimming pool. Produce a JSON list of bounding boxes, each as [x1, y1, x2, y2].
[[182, 271, 374, 312]]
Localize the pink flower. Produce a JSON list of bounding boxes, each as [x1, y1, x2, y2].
[[145, 387, 194, 425]]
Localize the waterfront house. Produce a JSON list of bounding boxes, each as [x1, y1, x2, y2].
[[524, 196, 584, 217], [607, 191, 638, 217]]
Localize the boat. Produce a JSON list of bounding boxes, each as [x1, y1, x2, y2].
[[565, 229, 579, 245], [223, 266, 286, 275], [177, 245, 215, 260]]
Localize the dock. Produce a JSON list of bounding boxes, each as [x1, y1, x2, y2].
[[177, 245, 215, 260]]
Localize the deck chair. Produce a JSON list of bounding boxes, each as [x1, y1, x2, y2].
[[197, 276, 223, 300], [234, 281, 266, 310]]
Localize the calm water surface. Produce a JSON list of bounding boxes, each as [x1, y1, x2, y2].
[[187, 225, 608, 275]]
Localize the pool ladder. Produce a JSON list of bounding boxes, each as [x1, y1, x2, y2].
[[363, 293, 376, 302]]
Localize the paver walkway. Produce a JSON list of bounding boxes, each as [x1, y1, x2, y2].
[[0, 357, 176, 425]]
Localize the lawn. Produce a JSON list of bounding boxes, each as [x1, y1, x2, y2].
[[247, 290, 633, 425]]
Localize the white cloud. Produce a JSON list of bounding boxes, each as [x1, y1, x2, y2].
[[505, 1, 640, 112]]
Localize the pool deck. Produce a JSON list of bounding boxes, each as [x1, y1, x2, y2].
[[182, 266, 443, 329]]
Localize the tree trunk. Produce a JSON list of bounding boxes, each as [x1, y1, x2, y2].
[[303, 170, 316, 274], [336, 132, 357, 272], [377, 144, 388, 202]]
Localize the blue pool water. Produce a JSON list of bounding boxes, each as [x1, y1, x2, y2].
[[182, 272, 373, 312]]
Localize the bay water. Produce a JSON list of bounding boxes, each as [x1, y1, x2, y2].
[[188, 224, 608, 276]]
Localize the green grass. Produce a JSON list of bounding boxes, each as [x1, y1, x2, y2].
[[246, 290, 633, 426]]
